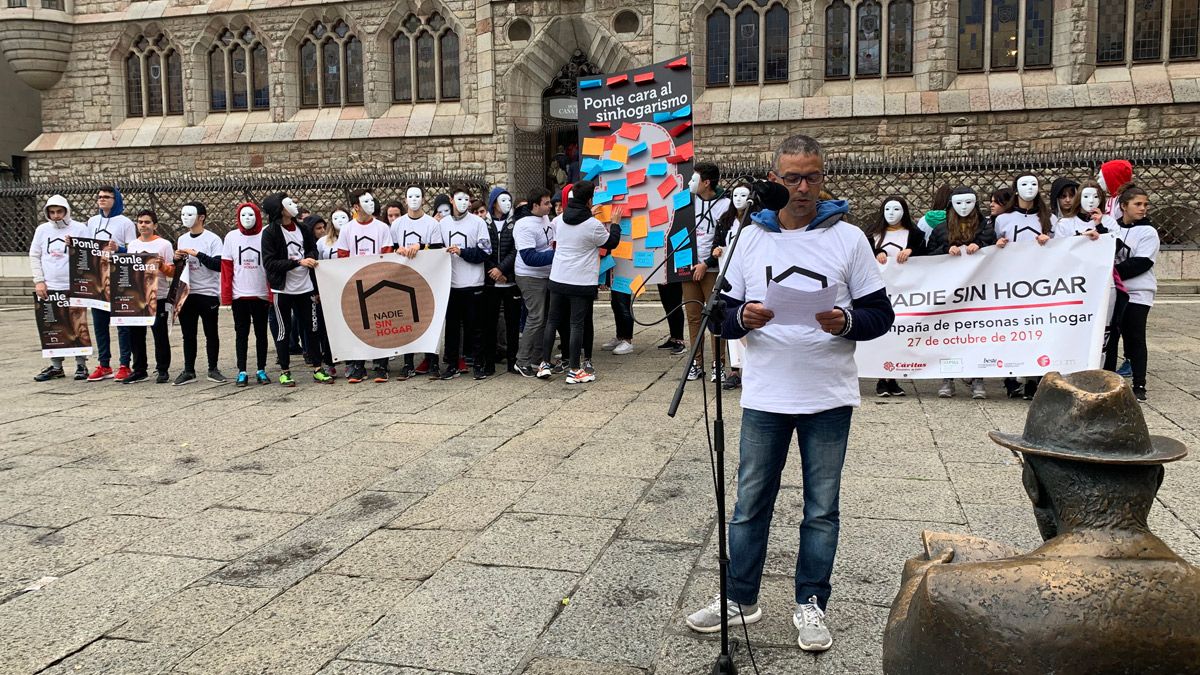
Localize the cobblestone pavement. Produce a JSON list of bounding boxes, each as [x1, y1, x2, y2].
[[1, 301, 1197, 675]]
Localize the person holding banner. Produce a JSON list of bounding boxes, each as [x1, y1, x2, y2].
[[336, 188, 395, 384], [389, 186, 443, 380], [124, 210, 175, 384], [30, 195, 91, 381], [687, 135, 895, 652], [172, 202, 227, 386], [222, 203, 272, 387], [304, 214, 339, 380], [864, 195, 927, 397], [84, 186, 136, 382], [262, 193, 326, 387]]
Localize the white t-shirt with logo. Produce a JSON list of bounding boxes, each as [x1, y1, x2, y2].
[[127, 236, 176, 298], [316, 236, 338, 260], [1115, 223, 1160, 307], [275, 226, 314, 295], [876, 228, 909, 259], [391, 214, 441, 250], [180, 229, 223, 297], [549, 215, 611, 287], [725, 220, 885, 415], [222, 230, 268, 300], [995, 211, 1052, 243], [694, 195, 731, 263], [513, 215, 555, 279], [31, 220, 91, 290], [86, 213, 136, 247], [337, 218, 394, 257], [440, 214, 490, 289]]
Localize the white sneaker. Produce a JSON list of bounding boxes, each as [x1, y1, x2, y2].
[[536, 362, 552, 379], [794, 596, 833, 651], [938, 378, 955, 398], [686, 595, 762, 633], [612, 340, 634, 355], [600, 336, 622, 350], [566, 368, 596, 384]]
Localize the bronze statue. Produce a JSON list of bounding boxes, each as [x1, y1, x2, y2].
[[883, 370, 1200, 675]]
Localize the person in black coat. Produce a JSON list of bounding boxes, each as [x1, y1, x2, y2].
[[482, 196, 522, 375], [864, 196, 927, 397], [260, 192, 324, 386]]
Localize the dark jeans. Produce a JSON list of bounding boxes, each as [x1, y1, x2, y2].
[[658, 282, 684, 340], [727, 405, 853, 611], [177, 294, 220, 372], [611, 290, 634, 340], [129, 300, 171, 375], [1103, 288, 1131, 372], [1109, 302, 1150, 388], [544, 291, 593, 369], [271, 292, 316, 372], [232, 298, 269, 372], [555, 297, 593, 361], [484, 285, 522, 369], [444, 286, 483, 365], [90, 307, 131, 368]]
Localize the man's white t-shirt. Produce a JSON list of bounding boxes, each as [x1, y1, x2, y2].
[[275, 226, 313, 295], [336, 218, 393, 257], [513, 215, 555, 279], [725, 220, 885, 414], [86, 213, 136, 247], [549, 215, 611, 287], [222, 230, 268, 300], [391, 214, 441, 249], [439, 213, 490, 289], [127, 236, 176, 298], [179, 229, 223, 297]]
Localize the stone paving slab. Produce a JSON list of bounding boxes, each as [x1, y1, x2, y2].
[[0, 305, 1197, 674]]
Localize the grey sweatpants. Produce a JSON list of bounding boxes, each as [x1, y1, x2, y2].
[[515, 275, 549, 367]]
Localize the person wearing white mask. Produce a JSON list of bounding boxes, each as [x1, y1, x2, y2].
[[262, 192, 325, 387], [682, 162, 731, 382], [434, 185, 492, 381], [336, 188, 395, 384], [31, 194, 91, 382], [315, 210, 344, 261], [708, 182, 758, 389], [221, 202, 271, 387], [483, 187, 521, 376], [391, 185, 443, 380], [172, 201, 226, 385], [84, 186, 136, 382], [863, 196, 928, 397]]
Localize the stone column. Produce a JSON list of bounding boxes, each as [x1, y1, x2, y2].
[[1053, 0, 1092, 85], [654, 0, 682, 62], [913, 0, 955, 91]]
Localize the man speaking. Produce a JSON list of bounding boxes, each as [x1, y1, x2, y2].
[[686, 135, 895, 651]]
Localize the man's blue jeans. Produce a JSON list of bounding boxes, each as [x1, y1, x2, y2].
[[91, 308, 131, 368], [727, 405, 853, 611]]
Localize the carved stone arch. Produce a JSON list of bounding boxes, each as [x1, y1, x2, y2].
[[187, 15, 272, 122], [108, 22, 184, 126], [371, 0, 469, 116], [688, 0, 812, 98], [279, 7, 362, 120]]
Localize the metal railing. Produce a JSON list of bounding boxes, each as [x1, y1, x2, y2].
[[0, 172, 489, 253], [723, 145, 1200, 246]]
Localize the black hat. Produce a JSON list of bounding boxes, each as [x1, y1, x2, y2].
[[989, 370, 1187, 465]]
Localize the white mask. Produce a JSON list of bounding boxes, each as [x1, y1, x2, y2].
[[239, 206, 257, 230], [331, 210, 350, 229], [688, 173, 701, 194], [950, 194, 977, 218], [731, 187, 751, 211], [180, 205, 199, 229], [497, 194, 512, 216], [453, 192, 471, 216], [358, 193, 376, 216], [282, 197, 299, 218], [406, 187, 424, 213], [436, 203, 452, 218], [1096, 171, 1108, 193], [1016, 175, 1039, 201], [1080, 187, 1102, 213], [883, 200, 904, 225]]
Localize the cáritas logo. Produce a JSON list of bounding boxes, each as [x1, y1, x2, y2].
[[340, 261, 434, 349]]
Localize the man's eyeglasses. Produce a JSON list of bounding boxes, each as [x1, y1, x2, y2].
[[774, 172, 826, 187]]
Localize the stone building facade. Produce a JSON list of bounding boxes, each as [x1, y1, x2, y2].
[[2, 0, 1199, 194]]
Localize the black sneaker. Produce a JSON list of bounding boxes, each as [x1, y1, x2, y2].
[[121, 370, 148, 384], [438, 366, 460, 380], [155, 371, 171, 384], [1133, 386, 1147, 402], [1022, 379, 1039, 401], [473, 367, 488, 381], [373, 367, 389, 383], [173, 370, 197, 386], [73, 365, 89, 380], [687, 364, 704, 381], [669, 339, 687, 355], [397, 364, 415, 381], [722, 373, 742, 390], [876, 380, 891, 397], [887, 379, 906, 397], [207, 369, 228, 384], [657, 336, 677, 349], [514, 363, 537, 378], [1004, 378, 1022, 399], [34, 366, 65, 382], [551, 361, 568, 375]]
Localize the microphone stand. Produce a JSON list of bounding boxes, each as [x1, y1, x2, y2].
[[667, 197, 755, 675]]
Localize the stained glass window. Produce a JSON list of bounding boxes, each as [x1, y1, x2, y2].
[[416, 31, 436, 101], [1170, 0, 1199, 59], [440, 31, 460, 100], [126, 53, 143, 117], [706, 10, 731, 85], [990, 0, 1019, 70], [826, 0, 851, 78], [857, 0, 882, 76], [764, 4, 789, 81], [1133, 0, 1164, 61], [1024, 0, 1052, 66], [734, 7, 760, 84], [887, 0, 914, 74], [392, 34, 412, 102]]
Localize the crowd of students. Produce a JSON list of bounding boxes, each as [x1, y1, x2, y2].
[[28, 157, 1159, 399]]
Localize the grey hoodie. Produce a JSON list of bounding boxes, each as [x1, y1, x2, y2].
[[30, 194, 89, 289]]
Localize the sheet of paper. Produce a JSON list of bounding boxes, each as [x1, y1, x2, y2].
[[598, 254, 616, 274], [669, 228, 690, 249], [649, 207, 669, 227], [619, 218, 632, 236], [626, 194, 648, 210], [607, 178, 628, 196], [651, 141, 671, 158], [656, 175, 677, 199], [631, 217, 648, 239], [628, 142, 648, 158], [672, 190, 690, 211], [611, 275, 633, 294], [646, 162, 668, 177], [627, 168, 647, 187], [764, 281, 841, 328], [594, 191, 613, 206], [618, 122, 641, 140]]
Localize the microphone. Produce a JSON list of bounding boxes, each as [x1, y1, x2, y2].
[[749, 180, 790, 211]]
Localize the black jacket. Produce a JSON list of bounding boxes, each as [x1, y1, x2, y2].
[[485, 216, 518, 283], [262, 221, 318, 293], [927, 219, 997, 256]]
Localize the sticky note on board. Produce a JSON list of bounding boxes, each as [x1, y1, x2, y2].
[[581, 158, 600, 175], [634, 251, 654, 268], [611, 275, 633, 294], [669, 121, 692, 138], [675, 141, 694, 161], [626, 194, 648, 210], [651, 141, 671, 158], [670, 228, 690, 249], [652, 111, 672, 124], [672, 190, 691, 211], [612, 241, 634, 260], [645, 231, 665, 248], [627, 169, 647, 187], [618, 122, 641, 140], [620, 218, 632, 236], [599, 254, 616, 274], [594, 191, 613, 205], [604, 135, 617, 151], [632, 217, 648, 239], [672, 105, 692, 119], [601, 159, 624, 173], [657, 175, 678, 199], [650, 206, 669, 227], [610, 144, 629, 164], [674, 247, 694, 268], [607, 178, 628, 196], [647, 163, 668, 177], [580, 78, 603, 89], [631, 274, 647, 297], [582, 137, 605, 157], [596, 205, 613, 222], [628, 142, 648, 158]]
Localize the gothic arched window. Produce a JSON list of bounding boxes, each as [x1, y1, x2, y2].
[[209, 28, 269, 112], [705, 0, 790, 86], [959, 0, 1053, 71], [125, 33, 183, 118], [826, 0, 851, 78], [826, 0, 913, 79], [298, 20, 363, 108], [856, 0, 882, 76], [392, 14, 460, 103], [887, 0, 914, 74]]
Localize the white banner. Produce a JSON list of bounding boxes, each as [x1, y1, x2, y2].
[[315, 252, 451, 362], [856, 235, 1116, 379]]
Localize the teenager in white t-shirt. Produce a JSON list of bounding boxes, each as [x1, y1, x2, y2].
[[305, 213, 339, 378], [336, 189, 395, 383], [171, 201, 227, 386], [222, 202, 271, 387], [84, 186, 137, 381], [262, 192, 325, 387], [686, 136, 894, 653], [391, 186, 443, 380], [541, 180, 621, 384], [124, 210, 176, 384], [434, 185, 492, 381], [682, 162, 732, 382], [1109, 185, 1158, 401], [512, 188, 556, 376], [30, 194, 91, 382]]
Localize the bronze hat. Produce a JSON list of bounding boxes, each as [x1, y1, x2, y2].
[[989, 370, 1187, 465]]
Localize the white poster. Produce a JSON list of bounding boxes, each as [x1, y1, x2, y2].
[[856, 235, 1116, 379], [315, 252, 451, 362]]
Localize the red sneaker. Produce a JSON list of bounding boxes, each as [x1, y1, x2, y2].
[[457, 358, 468, 373], [87, 366, 113, 382], [114, 365, 133, 382], [415, 355, 432, 375]]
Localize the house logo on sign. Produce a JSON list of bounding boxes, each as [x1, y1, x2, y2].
[[340, 261, 435, 349]]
